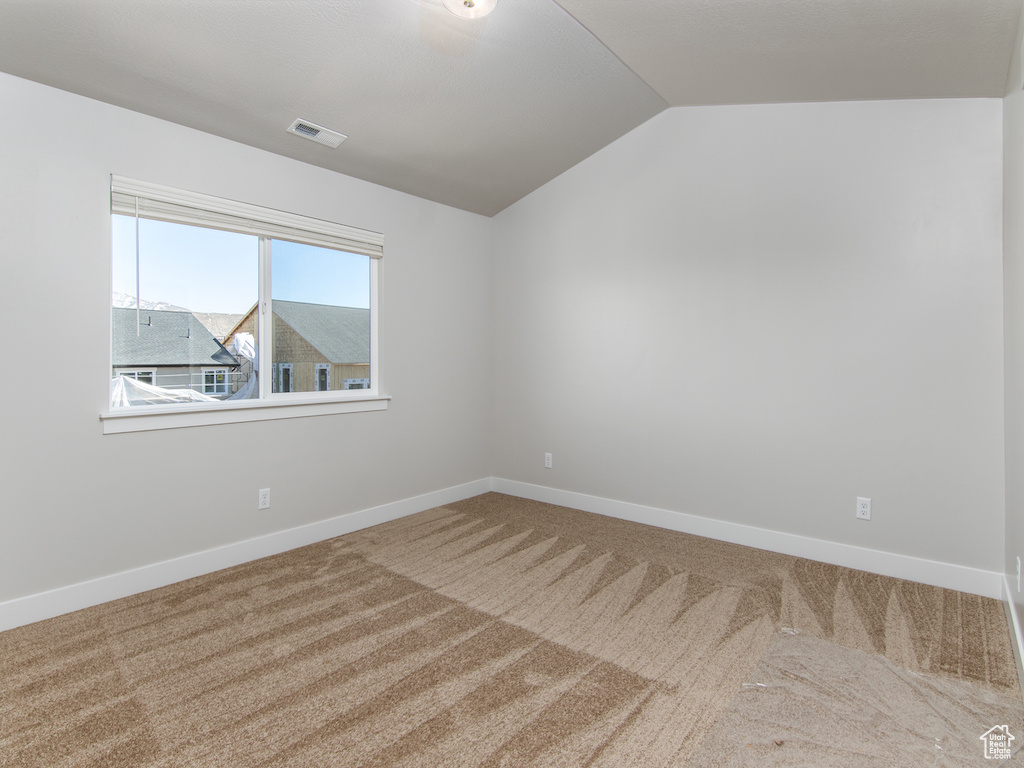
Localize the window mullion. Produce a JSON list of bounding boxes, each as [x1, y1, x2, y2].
[[258, 237, 272, 400], [370, 257, 379, 393]]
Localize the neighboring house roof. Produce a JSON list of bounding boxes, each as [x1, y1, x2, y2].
[[112, 307, 239, 368], [192, 311, 245, 341], [272, 301, 369, 364]]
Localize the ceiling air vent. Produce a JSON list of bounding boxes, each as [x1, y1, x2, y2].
[[286, 119, 346, 148]]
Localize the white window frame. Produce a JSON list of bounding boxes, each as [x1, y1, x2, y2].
[[202, 367, 230, 395], [101, 176, 388, 434], [315, 363, 331, 392]]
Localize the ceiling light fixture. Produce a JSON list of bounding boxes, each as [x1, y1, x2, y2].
[[442, 0, 496, 20]]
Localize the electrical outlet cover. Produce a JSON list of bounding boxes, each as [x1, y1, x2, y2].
[[856, 497, 871, 520]]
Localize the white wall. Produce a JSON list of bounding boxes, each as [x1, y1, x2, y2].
[[492, 99, 1005, 571], [1006, 86, 1024, 615], [0, 73, 493, 603], [0, 72, 1008, 611]]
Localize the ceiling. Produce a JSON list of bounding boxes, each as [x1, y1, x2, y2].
[[0, 0, 1021, 216]]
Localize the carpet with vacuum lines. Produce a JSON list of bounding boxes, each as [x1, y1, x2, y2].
[[2, 493, 1020, 766]]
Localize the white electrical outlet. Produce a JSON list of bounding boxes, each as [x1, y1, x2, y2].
[[1017, 556, 1021, 593], [856, 497, 871, 521], [258, 488, 271, 510], [544, 452, 553, 469]]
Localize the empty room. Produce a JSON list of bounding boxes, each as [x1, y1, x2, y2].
[[3, 0, 1024, 765]]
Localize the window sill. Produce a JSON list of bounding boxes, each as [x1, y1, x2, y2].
[[100, 393, 390, 434]]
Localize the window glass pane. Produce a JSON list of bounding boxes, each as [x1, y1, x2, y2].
[[270, 240, 370, 394], [111, 215, 258, 407]]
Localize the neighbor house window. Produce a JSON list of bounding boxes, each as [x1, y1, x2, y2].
[[117, 369, 155, 385], [108, 176, 382, 416], [315, 364, 330, 391], [273, 363, 294, 394], [344, 378, 371, 390], [202, 368, 229, 395]]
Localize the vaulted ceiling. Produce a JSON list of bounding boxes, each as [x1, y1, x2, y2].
[[0, 0, 1020, 216]]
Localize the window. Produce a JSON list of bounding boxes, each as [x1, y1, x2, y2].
[[315, 364, 331, 392], [344, 378, 371, 390], [203, 368, 229, 395], [273, 363, 294, 394], [117, 369, 155, 385], [103, 176, 385, 432]]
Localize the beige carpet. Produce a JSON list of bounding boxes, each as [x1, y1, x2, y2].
[[1, 492, 1020, 766], [688, 632, 1022, 766]]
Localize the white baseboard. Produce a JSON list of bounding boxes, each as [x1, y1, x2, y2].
[[1, 476, 1006, 633], [491, 478, 1004, 599], [0, 478, 493, 633]]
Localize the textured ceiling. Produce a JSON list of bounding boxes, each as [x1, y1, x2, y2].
[[556, 0, 1024, 105], [0, 0, 1020, 216]]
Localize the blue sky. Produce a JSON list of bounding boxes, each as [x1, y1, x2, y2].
[[112, 215, 370, 315]]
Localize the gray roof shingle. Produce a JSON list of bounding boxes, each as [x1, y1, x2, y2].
[[272, 301, 369, 364], [112, 308, 239, 368]]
